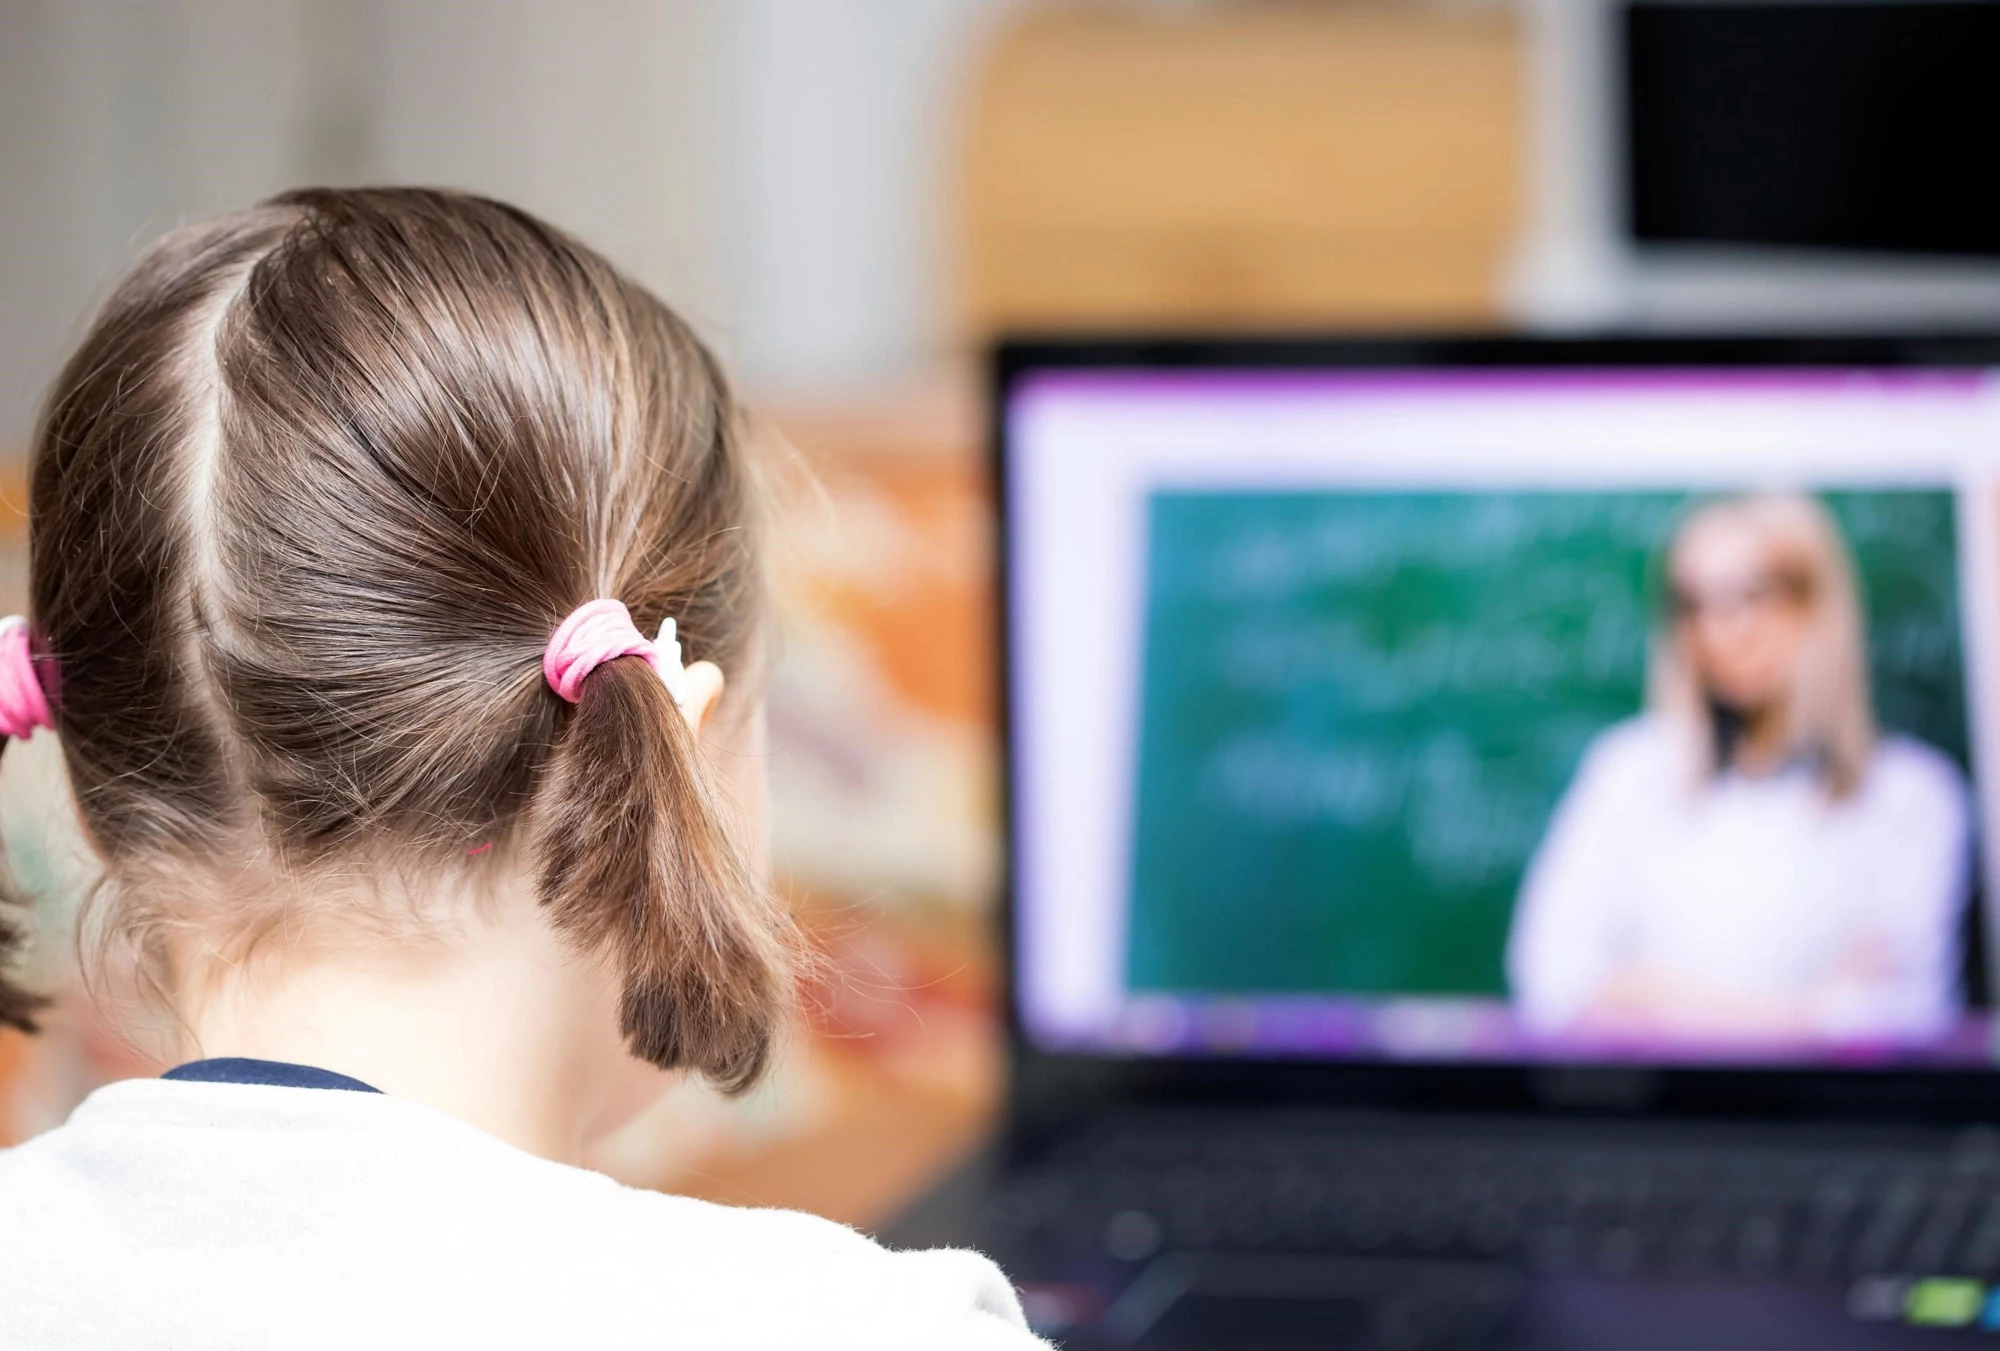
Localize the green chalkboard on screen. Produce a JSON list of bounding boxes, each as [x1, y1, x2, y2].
[[1124, 488, 1967, 998]]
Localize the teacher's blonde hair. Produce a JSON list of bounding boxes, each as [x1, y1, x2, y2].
[[1648, 492, 1877, 799]]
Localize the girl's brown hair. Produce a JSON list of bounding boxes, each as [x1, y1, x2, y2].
[[0, 187, 795, 1091]]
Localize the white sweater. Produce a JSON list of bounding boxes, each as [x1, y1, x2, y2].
[[1508, 716, 1972, 1041], [0, 1077, 1047, 1350]]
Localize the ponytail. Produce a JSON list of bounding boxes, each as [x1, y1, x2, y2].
[[535, 655, 792, 1093]]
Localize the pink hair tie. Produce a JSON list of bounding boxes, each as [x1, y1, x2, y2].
[[0, 616, 53, 741], [542, 599, 689, 706]]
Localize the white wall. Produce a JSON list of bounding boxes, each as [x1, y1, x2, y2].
[[729, 0, 1003, 391], [368, 0, 744, 357], [0, 0, 327, 448], [0, 0, 1017, 449]]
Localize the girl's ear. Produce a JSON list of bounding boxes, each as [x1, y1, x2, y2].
[[680, 660, 726, 735]]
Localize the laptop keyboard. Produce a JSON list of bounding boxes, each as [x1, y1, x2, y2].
[[982, 1122, 2000, 1283]]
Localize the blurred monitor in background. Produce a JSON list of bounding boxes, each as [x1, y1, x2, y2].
[[1624, 0, 2000, 259], [1517, 0, 2000, 327]]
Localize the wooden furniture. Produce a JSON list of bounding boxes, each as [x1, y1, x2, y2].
[[957, 1, 1524, 333]]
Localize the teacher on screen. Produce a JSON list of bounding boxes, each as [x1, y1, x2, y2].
[[1507, 493, 1973, 1045]]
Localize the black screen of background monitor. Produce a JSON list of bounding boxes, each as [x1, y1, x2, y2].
[[1622, 1, 2000, 259]]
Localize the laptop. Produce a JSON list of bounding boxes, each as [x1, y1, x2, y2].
[[892, 335, 2000, 1350]]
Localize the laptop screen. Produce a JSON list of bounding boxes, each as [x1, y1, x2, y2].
[[1005, 363, 2000, 1069]]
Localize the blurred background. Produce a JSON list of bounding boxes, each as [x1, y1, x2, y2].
[[1, 0, 1995, 1232]]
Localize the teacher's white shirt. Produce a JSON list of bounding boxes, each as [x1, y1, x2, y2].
[[1506, 715, 1973, 1041]]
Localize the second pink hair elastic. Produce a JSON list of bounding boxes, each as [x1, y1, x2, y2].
[[0, 616, 53, 741]]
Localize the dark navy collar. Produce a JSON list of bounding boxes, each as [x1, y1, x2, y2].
[[162, 1057, 381, 1094]]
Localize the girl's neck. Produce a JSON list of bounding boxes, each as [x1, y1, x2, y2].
[[176, 891, 624, 1166]]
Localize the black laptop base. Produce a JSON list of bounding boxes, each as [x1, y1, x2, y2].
[[893, 1106, 2000, 1349]]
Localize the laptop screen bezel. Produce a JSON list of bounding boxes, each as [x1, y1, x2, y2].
[[994, 332, 2000, 1130]]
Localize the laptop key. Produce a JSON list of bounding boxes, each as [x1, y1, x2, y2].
[[1956, 1198, 2000, 1274], [1849, 1181, 1925, 1273], [1672, 1204, 1732, 1273], [1340, 1196, 1394, 1251], [1733, 1209, 1786, 1274], [1103, 1209, 1165, 1264], [1906, 1189, 1972, 1274], [1527, 1223, 1581, 1273], [1465, 1201, 1524, 1255], [1591, 1225, 1644, 1276]]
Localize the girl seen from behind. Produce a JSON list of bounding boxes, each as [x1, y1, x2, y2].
[[0, 188, 1043, 1350]]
